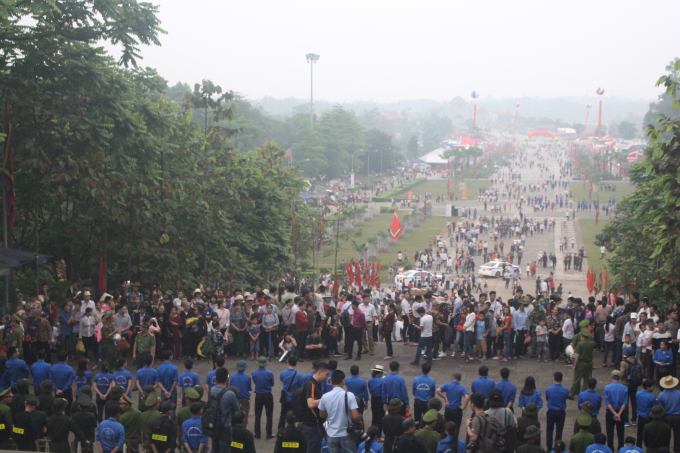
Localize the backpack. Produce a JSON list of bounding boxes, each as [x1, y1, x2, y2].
[[340, 310, 350, 327], [199, 334, 217, 357], [201, 387, 228, 437], [291, 380, 313, 423], [626, 359, 643, 387], [475, 413, 506, 453]]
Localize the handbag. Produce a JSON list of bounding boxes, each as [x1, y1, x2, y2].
[[117, 337, 131, 351], [280, 371, 299, 403]]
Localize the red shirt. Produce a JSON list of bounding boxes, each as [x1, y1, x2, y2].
[[295, 310, 308, 332]]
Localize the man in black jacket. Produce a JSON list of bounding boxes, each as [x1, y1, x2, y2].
[[231, 411, 256, 453], [393, 417, 426, 453], [274, 411, 306, 453]]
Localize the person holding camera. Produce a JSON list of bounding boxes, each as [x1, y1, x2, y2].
[[318, 369, 363, 453]]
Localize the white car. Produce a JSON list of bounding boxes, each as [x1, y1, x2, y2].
[[478, 260, 520, 278], [394, 269, 440, 285]]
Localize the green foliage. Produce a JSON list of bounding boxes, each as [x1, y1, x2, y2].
[[373, 178, 427, 202], [407, 136, 420, 159], [2, 25, 311, 289], [616, 121, 637, 139], [596, 59, 680, 305]]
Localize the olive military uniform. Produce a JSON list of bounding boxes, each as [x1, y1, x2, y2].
[[140, 409, 162, 449], [414, 426, 441, 453], [517, 441, 545, 453], [517, 416, 540, 447], [569, 333, 596, 398], [134, 333, 156, 370], [569, 431, 594, 453], [119, 407, 142, 449], [72, 408, 97, 445]]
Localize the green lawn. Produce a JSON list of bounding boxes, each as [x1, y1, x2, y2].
[[570, 181, 635, 203], [319, 212, 452, 281], [388, 178, 491, 200], [579, 219, 609, 273]]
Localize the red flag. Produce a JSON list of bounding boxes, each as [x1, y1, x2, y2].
[[348, 260, 354, 285], [98, 253, 106, 291], [605, 269, 609, 290], [598, 269, 603, 295], [370, 262, 376, 287], [389, 209, 403, 241], [613, 288, 618, 304], [377, 260, 382, 275], [589, 178, 593, 199], [355, 261, 362, 288], [630, 281, 634, 297], [447, 176, 451, 197]]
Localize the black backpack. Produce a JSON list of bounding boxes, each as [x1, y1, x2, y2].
[[476, 413, 506, 453], [292, 380, 314, 423], [201, 387, 228, 437], [626, 359, 643, 387], [340, 310, 350, 327]]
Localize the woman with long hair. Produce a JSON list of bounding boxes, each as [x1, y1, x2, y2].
[[602, 315, 616, 367], [518, 376, 543, 418], [357, 426, 381, 453], [75, 357, 92, 397], [93, 361, 114, 422]]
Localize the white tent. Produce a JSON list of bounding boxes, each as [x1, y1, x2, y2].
[[418, 148, 449, 164]]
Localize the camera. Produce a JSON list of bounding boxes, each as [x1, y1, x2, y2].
[[348, 424, 369, 444]]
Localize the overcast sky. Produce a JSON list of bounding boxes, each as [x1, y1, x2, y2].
[[132, 0, 680, 103]]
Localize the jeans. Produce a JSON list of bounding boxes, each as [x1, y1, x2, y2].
[[546, 408, 565, 451], [302, 424, 324, 453], [455, 330, 464, 353], [603, 341, 615, 365], [327, 435, 358, 453], [385, 331, 393, 357], [464, 330, 475, 356], [504, 331, 513, 359], [413, 336, 433, 365], [537, 342, 547, 361], [211, 426, 233, 453]]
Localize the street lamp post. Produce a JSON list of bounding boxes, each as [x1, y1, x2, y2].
[[350, 149, 363, 188], [306, 53, 320, 127]]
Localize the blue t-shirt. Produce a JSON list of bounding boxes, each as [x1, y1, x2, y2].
[[471, 377, 495, 398], [230, 372, 252, 399], [182, 416, 207, 449], [113, 369, 133, 396], [75, 371, 92, 396], [476, 320, 487, 341], [135, 366, 158, 389], [179, 370, 200, 395], [437, 435, 467, 453], [93, 373, 114, 398], [247, 325, 260, 339], [358, 440, 384, 453], [205, 370, 217, 392], [157, 361, 179, 395], [439, 381, 468, 408], [618, 447, 643, 453], [586, 444, 613, 453]]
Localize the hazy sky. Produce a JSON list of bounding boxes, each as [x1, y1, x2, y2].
[[130, 0, 680, 103]]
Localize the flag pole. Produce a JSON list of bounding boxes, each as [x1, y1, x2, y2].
[[2, 95, 8, 314]]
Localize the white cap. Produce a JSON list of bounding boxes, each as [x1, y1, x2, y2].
[[630, 313, 638, 319]]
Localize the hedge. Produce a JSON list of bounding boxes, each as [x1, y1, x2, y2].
[[373, 178, 427, 202]]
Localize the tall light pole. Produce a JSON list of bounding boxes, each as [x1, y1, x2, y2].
[[350, 149, 363, 188], [306, 53, 320, 127]]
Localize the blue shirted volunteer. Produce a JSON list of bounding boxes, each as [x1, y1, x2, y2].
[[436, 372, 469, 433], [412, 363, 436, 423], [545, 371, 569, 451], [96, 405, 126, 453]]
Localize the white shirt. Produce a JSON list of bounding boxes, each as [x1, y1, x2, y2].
[[464, 313, 476, 332], [639, 330, 653, 352], [489, 301, 503, 318], [318, 387, 359, 438], [420, 315, 433, 337], [360, 303, 377, 322], [562, 319, 575, 340], [401, 299, 411, 315]]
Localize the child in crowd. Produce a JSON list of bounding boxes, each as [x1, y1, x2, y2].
[[247, 314, 261, 361], [278, 332, 297, 362]]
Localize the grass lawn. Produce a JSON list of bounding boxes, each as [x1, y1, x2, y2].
[[579, 219, 609, 273], [570, 181, 636, 203], [389, 177, 491, 200], [319, 212, 452, 281]]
